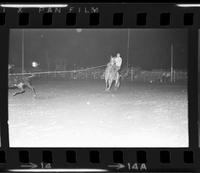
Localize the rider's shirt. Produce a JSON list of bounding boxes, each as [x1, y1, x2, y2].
[[115, 56, 122, 67]]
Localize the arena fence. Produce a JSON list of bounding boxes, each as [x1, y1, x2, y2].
[[9, 66, 187, 83]]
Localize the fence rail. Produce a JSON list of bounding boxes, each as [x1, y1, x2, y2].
[[9, 66, 187, 83]]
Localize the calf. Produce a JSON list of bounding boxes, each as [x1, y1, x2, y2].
[[8, 65, 36, 97]]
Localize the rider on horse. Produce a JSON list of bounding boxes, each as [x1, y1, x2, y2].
[[104, 53, 122, 91], [109, 53, 122, 72]]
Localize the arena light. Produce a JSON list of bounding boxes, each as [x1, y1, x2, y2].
[[0, 4, 68, 8], [9, 169, 108, 172], [176, 4, 200, 7]]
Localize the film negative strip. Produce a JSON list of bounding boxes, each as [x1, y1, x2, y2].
[[0, 2, 200, 172]]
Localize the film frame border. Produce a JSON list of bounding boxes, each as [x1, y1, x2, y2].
[[0, 3, 199, 172]]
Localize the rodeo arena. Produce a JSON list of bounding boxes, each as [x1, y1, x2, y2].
[[8, 29, 188, 147]]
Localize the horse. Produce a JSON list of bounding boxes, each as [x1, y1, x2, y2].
[[8, 64, 37, 97], [104, 58, 120, 91]]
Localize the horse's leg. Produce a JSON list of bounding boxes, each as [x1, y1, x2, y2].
[[114, 74, 120, 89], [105, 79, 108, 91], [116, 79, 120, 88], [26, 82, 36, 97], [105, 79, 110, 91], [117, 74, 120, 88], [114, 79, 118, 89], [114, 78, 120, 91], [107, 79, 113, 91]]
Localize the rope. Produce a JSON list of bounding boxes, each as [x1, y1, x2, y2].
[[9, 64, 107, 76]]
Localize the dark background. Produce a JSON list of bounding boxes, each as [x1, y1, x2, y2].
[[9, 29, 188, 70], [199, 30, 200, 73]]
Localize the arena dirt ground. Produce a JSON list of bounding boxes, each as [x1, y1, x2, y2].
[[8, 79, 188, 147]]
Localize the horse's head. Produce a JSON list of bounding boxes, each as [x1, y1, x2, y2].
[[110, 57, 115, 66]]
